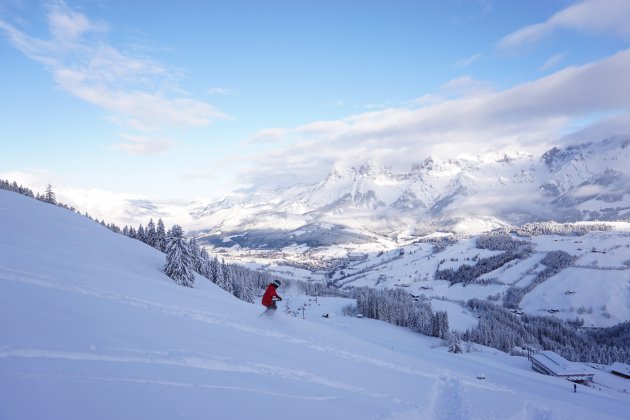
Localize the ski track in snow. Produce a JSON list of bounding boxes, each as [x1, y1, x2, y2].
[[430, 375, 469, 420], [0, 269, 416, 406], [89, 377, 338, 401], [508, 402, 570, 420], [0, 348, 361, 393], [0, 269, 514, 395], [0, 346, 422, 409], [1, 266, 520, 420]]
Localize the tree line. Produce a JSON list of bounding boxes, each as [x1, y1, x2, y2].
[[463, 299, 630, 364], [1, 179, 75, 211], [344, 287, 451, 340]]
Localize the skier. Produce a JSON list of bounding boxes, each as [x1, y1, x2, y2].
[[262, 279, 282, 311]]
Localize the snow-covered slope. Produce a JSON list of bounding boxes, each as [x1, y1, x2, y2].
[[1, 191, 628, 419]]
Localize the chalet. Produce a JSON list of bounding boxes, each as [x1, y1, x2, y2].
[[610, 362, 630, 379], [530, 351, 594, 383]]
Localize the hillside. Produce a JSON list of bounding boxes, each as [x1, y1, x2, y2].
[[1, 190, 629, 419]]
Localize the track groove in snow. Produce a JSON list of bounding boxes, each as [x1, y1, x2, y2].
[[1, 269, 511, 395], [0, 348, 363, 392]]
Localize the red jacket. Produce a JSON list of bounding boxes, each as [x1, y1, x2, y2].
[[262, 284, 280, 307]]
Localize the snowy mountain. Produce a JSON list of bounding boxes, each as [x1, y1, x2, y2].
[[57, 137, 630, 239], [207, 136, 630, 236], [1, 189, 629, 420]]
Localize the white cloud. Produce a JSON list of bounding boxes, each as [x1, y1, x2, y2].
[[235, 49, 630, 189], [207, 87, 232, 95], [539, 52, 567, 71], [245, 128, 289, 144], [321, 99, 344, 108], [0, 2, 228, 151], [560, 111, 630, 144], [112, 134, 174, 156], [455, 53, 481, 68], [498, 0, 630, 50], [47, 2, 107, 47], [440, 76, 493, 97]]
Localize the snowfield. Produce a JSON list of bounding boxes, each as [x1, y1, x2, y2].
[[520, 267, 630, 327], [1, 189, 628, 420]]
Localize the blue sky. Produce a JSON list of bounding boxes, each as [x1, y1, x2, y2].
[[1, 0, 630, 200]]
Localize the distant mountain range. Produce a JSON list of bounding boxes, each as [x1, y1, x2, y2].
[[188, 136, 630, 247], [60, 136, 630, 246]]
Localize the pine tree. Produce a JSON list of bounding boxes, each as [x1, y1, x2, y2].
[[163, 225, 195, 288], [195, 245, 213, 279], [145, 219, 157, 248], [432, 310, 450, 339], [188, 238, 202, 272], [209, 256, 221, 284], [218, 259, 234, 294], [155, 219, 167, 252], [45, 184, 56, 204], [137, 224, 146, 243], [448, 331, 463, 353]]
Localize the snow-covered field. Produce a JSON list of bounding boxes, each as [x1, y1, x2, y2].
[[1, 189, 629, 420]]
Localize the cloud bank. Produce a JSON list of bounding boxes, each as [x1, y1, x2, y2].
[[237, 48, 630, 189], [498, 0, 630, 50]]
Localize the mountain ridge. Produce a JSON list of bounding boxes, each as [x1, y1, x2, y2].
[[187, 136, 630, 238], [47, 136, 630, 242]]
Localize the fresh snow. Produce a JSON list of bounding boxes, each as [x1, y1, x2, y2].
[[1, 190, 628, 420], [520, 267, 630, 327]]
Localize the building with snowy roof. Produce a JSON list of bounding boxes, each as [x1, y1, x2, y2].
[[530, 351, 594, 383], [610, 362, 630, 379]]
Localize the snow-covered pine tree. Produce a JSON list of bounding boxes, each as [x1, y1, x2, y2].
[[218, 259, 234, 294], [209, 256, 221, 284], [197, 247, 212, 278], [136, 224, 146, 243], [163, 225, 195, 288], [432, 310, 449, 339], [155, 218, 167, 252], [188, 238, 202, 272], [145, 219, 157, 248], [230, 265, 256, 303], [240, 276, 255, 303], [44, 184, 56, 204], [412, 300, 434, 336], [448, 331, 463, 353]]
